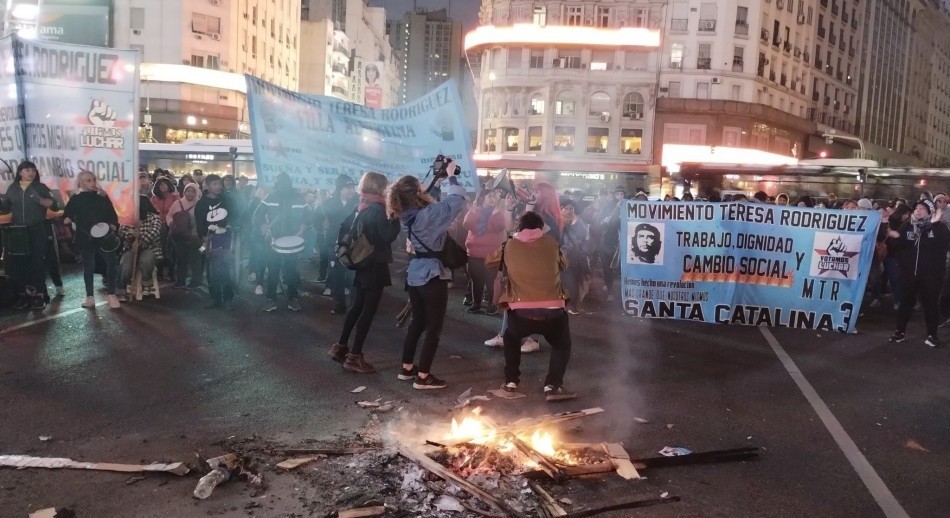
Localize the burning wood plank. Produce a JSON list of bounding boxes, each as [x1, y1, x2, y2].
[[508, 434, 565, 482], [502, 408, 604, 434], [602, 443, 640, 480], [398, 446, 526, 518], [529, 482, 568, 517]]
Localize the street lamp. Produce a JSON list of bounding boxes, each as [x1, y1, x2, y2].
[[487, 71, 496, 152], [822, 129, 867, 159]]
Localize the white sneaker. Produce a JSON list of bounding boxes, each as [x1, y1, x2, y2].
[[520, 338, 540, 353], [254, 285, 264, 296], [484, 335, 504, 347]]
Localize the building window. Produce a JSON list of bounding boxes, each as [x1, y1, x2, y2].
[[622, 92, 644, 118], [554, 126, 575, 151], [530, 94, 545, 115], [503, 128, 520, 152], [597, 7, 610, 27], [207, 54, 220, 70], [566, 6, 583, 26], [668, 81, 681, 98], [131, 7, 145, 29], [508, 47, 523, 69], [555, 91, 575, 115], [588, 92, 611, 117], [634, 8, 649, 28], [731, 84, 741, 100], [528, 126, 542, 151], [696, 82, 710, 99], [483, 128, 497, 152], [529, 50, 544, 68], [723, 127, 742, 147], [670, 43, 684, 69], [620, 129, 643, 154], [699, 3, 717, 32], [192, 13, 222, 35], [533, 6, 546, 26], [733, 46, 744, 72], [587, 127, 609, 153], [191, 55, 204, 68], [697, 44, 711, 69]]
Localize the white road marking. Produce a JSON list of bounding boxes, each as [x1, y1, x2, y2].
[[760, 327, 910, 518]]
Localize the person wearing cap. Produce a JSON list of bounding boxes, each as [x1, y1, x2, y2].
[[195, 174, 237, 308], [889, 198, 950, 347], [320, 175, 358, 313], [857, 198, 874, 210], [253, 172, 307, 312]]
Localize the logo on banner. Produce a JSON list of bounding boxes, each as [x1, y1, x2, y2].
[[79, 100, 126, 152], [627, 221, 665, 266], [811, 232, 861, 279]]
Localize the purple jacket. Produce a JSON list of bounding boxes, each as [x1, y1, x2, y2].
[[463, 207, 507, 259]]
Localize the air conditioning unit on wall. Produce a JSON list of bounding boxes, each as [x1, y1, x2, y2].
[[600, 114, 611, 122], [712, 77, 721, 84]]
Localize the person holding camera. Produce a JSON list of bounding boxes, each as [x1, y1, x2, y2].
[[388, 161, 467, 389]]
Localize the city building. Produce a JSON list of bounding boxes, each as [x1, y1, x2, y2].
[[298, 18, 352, 100], [467, 1, 663, 191], [113, 0, 301, 144], [389, 8, 463, 105]]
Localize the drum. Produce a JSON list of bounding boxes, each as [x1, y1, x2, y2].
[[90, 222, 121, 253], [272, 235, 305, 254], [208, 231, 233, 256], [2, 225, 30, 256]]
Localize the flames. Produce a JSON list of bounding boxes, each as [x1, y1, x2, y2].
[[444, 408, 567, 468]]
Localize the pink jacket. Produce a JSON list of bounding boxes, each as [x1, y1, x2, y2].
[[463, 207, 507, 258], [165, 184, 201, 237], [151, 193, 180, 223]]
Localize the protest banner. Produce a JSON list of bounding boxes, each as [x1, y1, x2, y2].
[[0, 36, 140, 224], [621, 202, 881, 333], [245, 75, 476, 190], [0, 37, 25, 181]]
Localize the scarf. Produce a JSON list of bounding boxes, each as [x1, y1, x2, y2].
[[358, 193, 385, 212], [476, 206, 493, 235]]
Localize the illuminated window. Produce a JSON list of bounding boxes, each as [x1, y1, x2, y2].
[[528, 126, 542, 151], [533, 6, 546, 26], [554, 91, 575, 115], [587, 127, 609, 153], [588, 91, 611, 117], [620, 129, 643, 154], [670, 43, 684, 68], [622, 92, 644, 118], [530, 94, 545, 115], [554, 126, 575, 151], [483, 128, 497, 152], [503, 128, 520, 151]]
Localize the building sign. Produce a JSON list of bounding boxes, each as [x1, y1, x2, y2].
[[9, 1, 112, 47], [363, 61, 384, 108], [185, 154, 216, 161]]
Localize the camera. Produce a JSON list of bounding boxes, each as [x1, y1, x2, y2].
[[432, 154, 461, 178]]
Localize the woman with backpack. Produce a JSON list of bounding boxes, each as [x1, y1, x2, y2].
[[63, 170, 121, 309], [166, 183, 203, 289], [327, 172, 400, 373]]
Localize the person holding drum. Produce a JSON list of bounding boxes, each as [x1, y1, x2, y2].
[[0, 161, 58, 310], [327, 172, 401, 373], [253, 172, 307, 312], [116, 196, 164, 301], [63, 170, 121, 309], [195, 174, 237, 308]]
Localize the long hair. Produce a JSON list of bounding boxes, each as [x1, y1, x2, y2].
[[14, 161, 40, 184], [387, 175, 433, 219], [75, 170, 96, 191], [533, 182, 563, 234], [358, 171, 389, 196]]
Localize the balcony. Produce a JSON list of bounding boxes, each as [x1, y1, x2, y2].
[[824, 96, 831, 106], [332, 43, 348, 56], [757, 62, 765, 77], [698, 19, 717, 32], [842, 11, 849, 23], [697, 57, 711, 69], [671, 18, 688, 32], [815, 58, 823, 69], [839, 40, 846, 51], [803, 52, 810, 64], [851, 18, 857, 29], [331, 63, 347, 75], [791, 80, 798, 90], [761, 29, 770, 42], [735, 21, 749, 36], [733, 57, 744, 72], [836, 71, 843, 81], [331, 85, 347, 96], [829, 33, 836, 45], [849, 47, 855, 58], [800, 84, 806, 95]]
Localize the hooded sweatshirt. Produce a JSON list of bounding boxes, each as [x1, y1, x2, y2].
[[486, 228, 567, 310], [463, 206, 507, 259], [165, 183, 202, 238], [150, 179, 181, 223], [2, 179, 57, 226]]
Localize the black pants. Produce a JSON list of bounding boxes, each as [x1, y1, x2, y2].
[[172, 238, 202, 286], [600, 248, 617, 292], [266, 250, 300, 299], [78, 243, 116, 296], [340, 286, 385, 355], [504, 308, 572, 387], [467, 256, 497, 308], [45, 222, 63, 288], [897, 275, 943, 337], [11, 223, 49, 297], [207, 251, 235, 302], [402, 278, 449, 373]]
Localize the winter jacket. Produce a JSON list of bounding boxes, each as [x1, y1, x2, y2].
[[63, 190, 119, 247], [150, 193, 181, 224], [358, 201, 400, 265], [118, 212, 164, 260], [402, 184, 467, 287], [1, 180, 58, 227], [463, 207, 507, 258], [194, 193, 236, 239], [485, 228, 567, 310], [894, 219, 950, 278], [166, 184, 202, 239], [253, 189, 306, 239], [319, 195, 357, 247]]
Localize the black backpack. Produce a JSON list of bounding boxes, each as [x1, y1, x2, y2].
[[335, 210, 375, 270]]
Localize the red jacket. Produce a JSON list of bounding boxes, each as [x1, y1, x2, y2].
[[151, 194, 181, 224], [463, 207, 507, 258]]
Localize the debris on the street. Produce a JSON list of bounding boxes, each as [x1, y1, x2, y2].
[[277, 456, 321, 470], [661, 492, 670, 498], [659, 446, 692, 457], [603, 443, 640, 480], [905, 439, 931, 453], [633, 417, 650, 424], [530, 481, 567, 516], [38, 436, 52, 442], [351, 386, 367, 393], [0, 454, 189, 476], [338, 505, 386, 518], [559, 498, 573, 506], [374, 404, 394, 414], [28, 508, 75, 518], [562, 495, 681, 517], [193, 464, 231, 499], [357, 400, 381, 408], [125, 475, 147, 485], [281, 447, 381, 456], [665, 423, 675, 430], [433, 494, 465, 512], [488, 389, 527, 399]]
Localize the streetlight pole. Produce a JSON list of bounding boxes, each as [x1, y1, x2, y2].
[[822, 130, 867, 159], [488, 71, 496, 152]]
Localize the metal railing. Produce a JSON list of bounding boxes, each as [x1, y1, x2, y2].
[[671, 18, 688, 31]]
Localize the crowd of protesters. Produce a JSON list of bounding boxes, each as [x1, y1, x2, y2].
[[1, 164, 946, 399]]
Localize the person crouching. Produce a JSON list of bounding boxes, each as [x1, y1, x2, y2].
[[486, 211, 575, 402]]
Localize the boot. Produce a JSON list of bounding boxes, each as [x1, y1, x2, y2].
[[328, 343, 349, 363], [342, 353, 376, 374]]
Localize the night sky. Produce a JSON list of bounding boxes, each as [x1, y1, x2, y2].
[[369, 0, 480, 29]]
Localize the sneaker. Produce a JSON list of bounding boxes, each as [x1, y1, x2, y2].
[[413, 374, 447, 390], [254, 285, 264, 296], [889, 331, 905, 343], [467, 305, 485, 314], [925, 335, 942, 348], [567, 308, 581, 315], [484, 335, 504, 348], [55, 286, 65, 297], [503, 381, 518, 392], [342, 353, 376, 374], [31, 296, 47, 310], [328, 343, 349, 363], [248, 272, 257, 282], [484, 304, 498, 315], [264, 300, 279, 312], [81, 296, 96, 309], [287, 298, 301, 311], [322, 288, 332, 297], [107, 294, 120, 309], [520, 338, 541, 353], [869, 298, 881, 309], [397, 366, 418, 380], [12, 296, 30, 310], [544, 385, 577, 402], [331, 303, 347, 315], [462, 295, 473, 306]]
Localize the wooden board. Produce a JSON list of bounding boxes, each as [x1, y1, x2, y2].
[[529, 482, 568, 517], [276, 456, 321, 470], [338, 506, 386, 518], [602, 443, 640, 480]]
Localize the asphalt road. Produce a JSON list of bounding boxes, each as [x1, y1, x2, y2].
[[0, 259, 947, 517]]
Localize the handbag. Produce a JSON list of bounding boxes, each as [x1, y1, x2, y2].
[[407, 219, 468, 270]]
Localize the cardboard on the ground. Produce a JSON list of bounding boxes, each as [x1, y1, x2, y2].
[[0, 455, 190, 476], [603, 443, 641, 480], [276, 456, 321, 470]]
